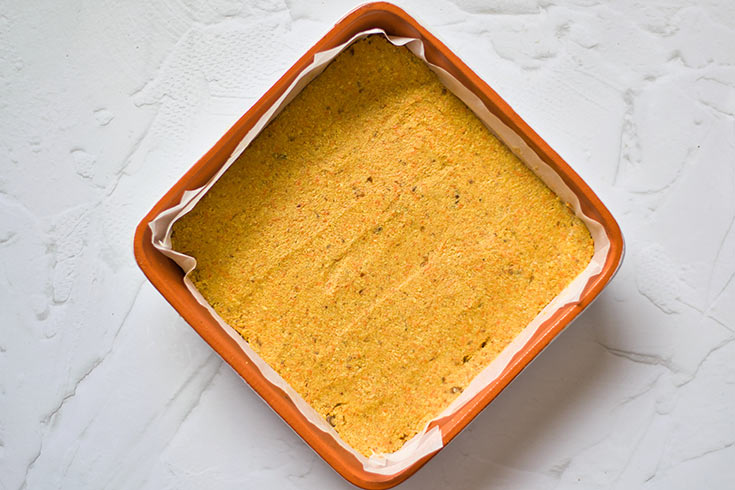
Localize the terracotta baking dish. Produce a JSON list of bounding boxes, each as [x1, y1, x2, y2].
[[133, 2, 624, 488]]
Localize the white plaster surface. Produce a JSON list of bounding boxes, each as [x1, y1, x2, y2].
[[1, 1, 733, 488]]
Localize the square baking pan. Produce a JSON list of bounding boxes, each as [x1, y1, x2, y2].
[[133, 2, 624, 488]]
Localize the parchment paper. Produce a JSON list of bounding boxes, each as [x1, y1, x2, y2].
[[149, 28, 610, 475]]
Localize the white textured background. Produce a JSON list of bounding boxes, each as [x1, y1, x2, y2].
[[2, 1, 734, 489]]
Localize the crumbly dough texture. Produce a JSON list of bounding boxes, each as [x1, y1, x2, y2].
[[171, 36, 593, 456]]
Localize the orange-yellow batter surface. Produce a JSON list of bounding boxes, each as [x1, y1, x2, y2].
[[171, 36, 593, 456]]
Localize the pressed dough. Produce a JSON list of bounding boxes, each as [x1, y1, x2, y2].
[[171, 36, 594, 456]]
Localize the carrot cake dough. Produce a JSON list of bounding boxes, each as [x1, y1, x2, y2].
[[171, 36, 594, 456]]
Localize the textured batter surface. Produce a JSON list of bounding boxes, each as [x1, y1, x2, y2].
[[171, 36, 593, 456]]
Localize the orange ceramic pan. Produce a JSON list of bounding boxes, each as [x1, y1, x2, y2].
[[133, 3, 624, 488]]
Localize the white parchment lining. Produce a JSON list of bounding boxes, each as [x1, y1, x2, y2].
[[149, 29, 610, 476]]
